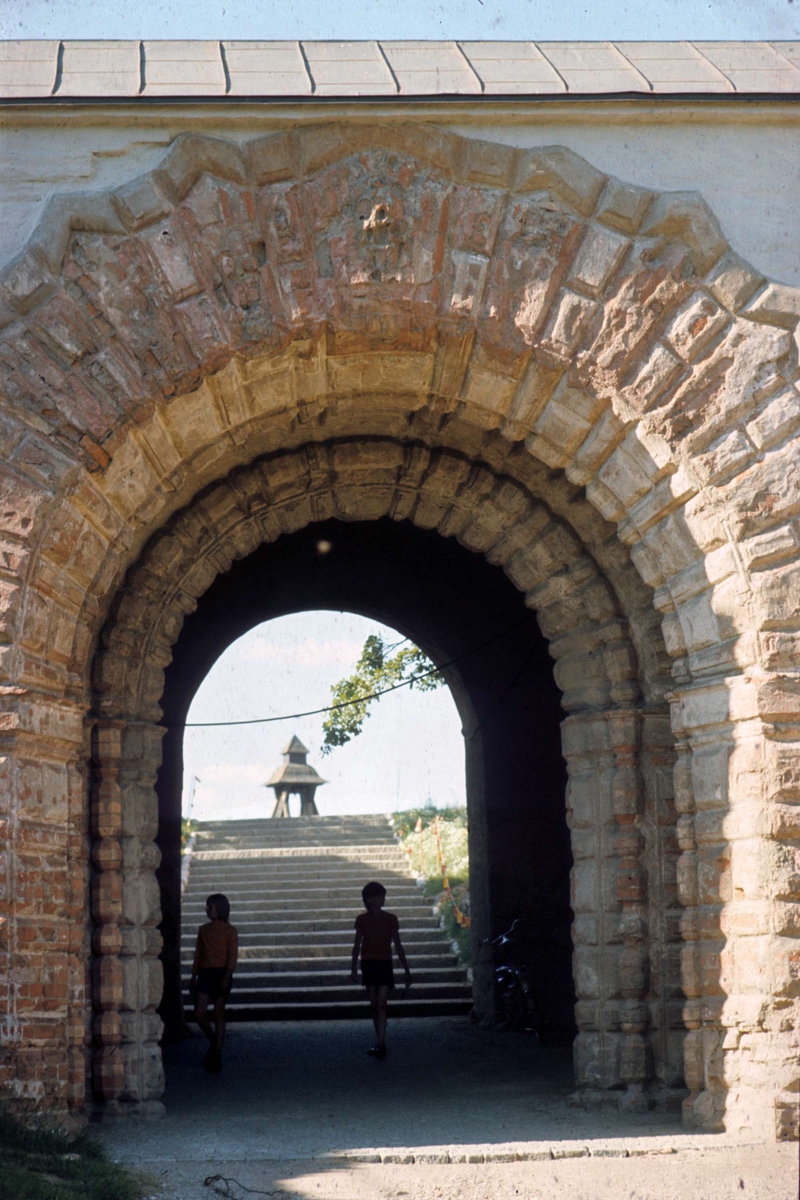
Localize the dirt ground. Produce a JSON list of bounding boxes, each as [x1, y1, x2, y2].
[[146, 1144, 799, 1200], [101, 1019, 798, 1200]]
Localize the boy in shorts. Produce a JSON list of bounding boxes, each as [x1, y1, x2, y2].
[[351, 880, 411, 1059], [190, 892, 238, 1073]]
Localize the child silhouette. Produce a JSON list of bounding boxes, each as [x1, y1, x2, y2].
[[190, 892, 238, 1073], [351, 880, 411, 1059]]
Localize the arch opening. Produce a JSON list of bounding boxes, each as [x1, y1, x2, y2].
[[157, 518, 575, 1053], [88, 429, 681, 1119]]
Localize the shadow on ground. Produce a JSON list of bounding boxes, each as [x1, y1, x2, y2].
[[99, 1020, 799, 1200], [106, 1017, 681, 1164]]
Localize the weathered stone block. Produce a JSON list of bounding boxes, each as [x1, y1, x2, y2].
[[744, 281, 800, 329], [641, 192, 727, 273], [514, 145, 606, 215], [568, 225, 630, 297], [594, 178, 652, 233], [746, 388, 800, 450], [706, 250, 764, 314]]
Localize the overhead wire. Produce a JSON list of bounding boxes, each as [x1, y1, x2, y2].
[[173, 610, 535, 730]]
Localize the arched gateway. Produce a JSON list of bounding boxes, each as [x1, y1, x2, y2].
[[1, 113, 798, 1140]]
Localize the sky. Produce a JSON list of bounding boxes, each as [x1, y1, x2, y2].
[[2, 0, 799, 41], [183, 612, 466, 822]]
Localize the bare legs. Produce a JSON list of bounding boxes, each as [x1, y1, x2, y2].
[[194, 992, 227, 1066], [366, 984, 390, 1050]]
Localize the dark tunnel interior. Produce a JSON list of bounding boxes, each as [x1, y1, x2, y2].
[[154, 517, 576, 1043]]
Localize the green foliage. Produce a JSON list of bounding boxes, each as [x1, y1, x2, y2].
[[181, 817, 197, 852], [392, 806, 469, 881], [0, 1107, 148, 1200], [321, 634, 444, 754], [392, 804, 468, 839], [392, 807, 471, 966], [437, 888, 472, 965]]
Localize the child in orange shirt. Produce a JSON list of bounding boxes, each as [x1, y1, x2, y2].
[[351, 880, 411, 1059], [190, 892, 238, 1073]]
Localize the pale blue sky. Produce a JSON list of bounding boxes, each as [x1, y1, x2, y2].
[[184, 613, 466, 821], [2, 0, 799, 41]]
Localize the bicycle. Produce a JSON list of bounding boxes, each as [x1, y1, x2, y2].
[[483, 918, 541, 1036]]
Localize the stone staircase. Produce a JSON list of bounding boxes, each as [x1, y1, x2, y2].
[[181, 814, 473, 1020]]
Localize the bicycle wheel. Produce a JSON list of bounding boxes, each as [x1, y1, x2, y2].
[[498, 979, 529, 1031]]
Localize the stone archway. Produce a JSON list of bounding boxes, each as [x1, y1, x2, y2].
[[0, 125, 798, 1139], [92, 436, 674, 1118]]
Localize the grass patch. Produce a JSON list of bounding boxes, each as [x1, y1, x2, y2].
[[0, 1106, 149, 1200]]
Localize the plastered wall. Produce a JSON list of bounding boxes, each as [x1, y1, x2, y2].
[[1, 101, 799, 284]]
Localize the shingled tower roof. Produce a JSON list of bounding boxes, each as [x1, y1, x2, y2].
[[267, 735, 327, 789]]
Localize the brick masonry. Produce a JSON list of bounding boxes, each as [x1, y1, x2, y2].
[[0, 124, 798, 1139]]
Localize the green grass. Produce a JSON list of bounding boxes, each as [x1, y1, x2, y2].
[[0, 1107, 149, 1200]]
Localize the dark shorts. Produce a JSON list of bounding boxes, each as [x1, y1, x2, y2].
[[195, 967, 232, 1002], [362, 960, 394, 989]]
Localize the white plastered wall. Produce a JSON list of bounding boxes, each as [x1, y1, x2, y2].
[[0, 101, 798, 284]]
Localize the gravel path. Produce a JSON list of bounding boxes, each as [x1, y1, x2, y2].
[[100, 1019, 797, 1200]]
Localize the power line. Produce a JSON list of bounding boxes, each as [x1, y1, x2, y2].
[[174, 611, 535, 730]]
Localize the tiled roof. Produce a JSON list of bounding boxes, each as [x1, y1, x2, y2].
[[1, 40, 800, 100]]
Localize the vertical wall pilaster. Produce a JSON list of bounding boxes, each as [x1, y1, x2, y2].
[[672, 720, 705, 1123], [609, 710, 652, 1112], [564, 706, 674, 1110], [641, 711, 683, 1103], [90, 721, 125, 1110], [118, 720, 165, 1113], [91, 718, 165, 1115], [562, 712, 623, 1101]]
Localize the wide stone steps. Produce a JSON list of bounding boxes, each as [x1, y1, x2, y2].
[[193, 834, 399, 850], [218, 998, 473, 1021], [188, 981, 471, 1005], [184, 946, 459, 965], [186, 856, 415, 895], [185, 870, 415, 893], [182, 890, 423, 912], [183, 927, 448, 948], [183, 904, 437, 923], [185, 963, 467, 985], [181, 815, 472, 1021], [190, 850, 408, 865], [195, 816, 394, 833]]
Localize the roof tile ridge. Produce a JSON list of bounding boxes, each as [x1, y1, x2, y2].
[[688, 42, 735, 91], [376, 41, 401, 94], [455, 40, 484, 93], [297, 41, 316, 95], [610, 42, 653, 92], [533, 41, 569, 92]]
